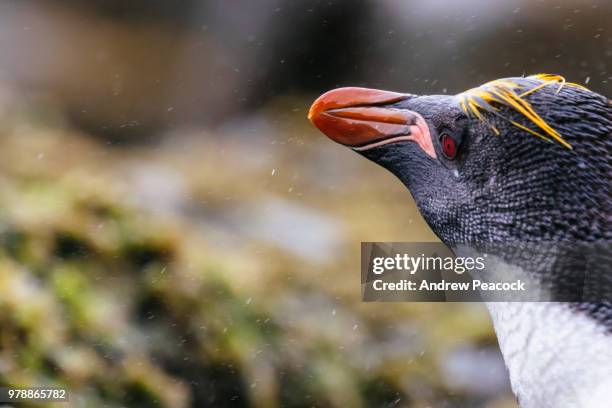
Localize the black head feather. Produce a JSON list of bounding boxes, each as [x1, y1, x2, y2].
[[360, 78, 611, 246]]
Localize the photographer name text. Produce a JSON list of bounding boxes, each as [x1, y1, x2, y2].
[[372, 279, 526, 292]]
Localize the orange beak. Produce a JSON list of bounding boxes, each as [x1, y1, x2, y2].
[[308, 87, 437, 158], [308, 87, 414, 147]]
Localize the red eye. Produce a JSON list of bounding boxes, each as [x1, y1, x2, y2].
[[440, 133, 457, 159]]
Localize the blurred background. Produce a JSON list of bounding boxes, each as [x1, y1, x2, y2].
[[0, 0, 608, 407]]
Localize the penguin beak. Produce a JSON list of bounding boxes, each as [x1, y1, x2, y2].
[[308, 87, 436, 158]]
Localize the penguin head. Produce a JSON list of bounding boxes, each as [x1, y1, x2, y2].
[[309, 75, 610, 244]]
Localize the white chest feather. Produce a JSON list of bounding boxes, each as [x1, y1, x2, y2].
[[487, 302, 612, 408]]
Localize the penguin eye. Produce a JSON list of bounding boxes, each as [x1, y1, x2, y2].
[[440, 133, 458, 160]]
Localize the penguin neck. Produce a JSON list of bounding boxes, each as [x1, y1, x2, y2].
[[451, 245, 612, 405]]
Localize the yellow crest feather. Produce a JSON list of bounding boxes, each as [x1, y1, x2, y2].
[[455, 74, 587, 149]]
